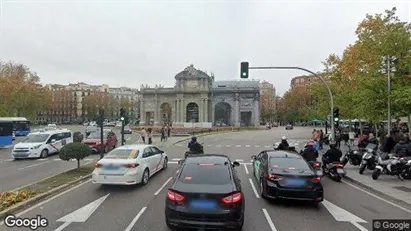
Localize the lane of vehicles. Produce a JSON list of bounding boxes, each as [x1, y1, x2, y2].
[[0, 120, 14, 147], [0, 117, 31, 136], [82, 129, 118, 153]]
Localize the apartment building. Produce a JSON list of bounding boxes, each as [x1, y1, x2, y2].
[[290, 74, 326, 89], [36, 83, 139, 123]]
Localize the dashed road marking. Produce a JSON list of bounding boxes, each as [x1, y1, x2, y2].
[[226, 145, 231, 147], [172, 158, 181, 161], [255, 145, 260, 147], [36, 159, 48, 161], [235, 145, 241, 147], [245, 145, 251, 147], [235, 159, 244, 162], [264, 145, 271, 148]]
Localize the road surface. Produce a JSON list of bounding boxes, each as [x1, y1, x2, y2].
[[0, 126, 140, 191], [1, 127, 410, 231]]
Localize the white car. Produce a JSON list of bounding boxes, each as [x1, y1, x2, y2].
[[92, 144, 168, 185]]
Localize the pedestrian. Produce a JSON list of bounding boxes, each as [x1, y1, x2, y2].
[[335, 129, 341, 149], [167, 125, 171, 138], [147, 128, 153, 144], [161, 126, 166, 142], [140, 127, 146, 144], [313, 130, 320, 151], [319, 130, 324, 150], [348, 129, 355, 146]]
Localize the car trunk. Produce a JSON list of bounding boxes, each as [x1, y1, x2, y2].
[[97, 159, 137, 176], [271, 168, 317, 189]]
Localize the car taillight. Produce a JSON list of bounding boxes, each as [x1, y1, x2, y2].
[[124, 164, 138, 168], [167, 190, 185, 202], [222, 192, 242, 204], [335, 164, 344, 168], [313, 162, 321, 167], [267, 173, 283, 181], [95, 163, 103, 168], [310, 177, 321, 183]]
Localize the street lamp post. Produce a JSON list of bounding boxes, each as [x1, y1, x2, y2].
[[248, 66, 336, 142], [96, 105, 105, 159], [381, 55, 396, 136]]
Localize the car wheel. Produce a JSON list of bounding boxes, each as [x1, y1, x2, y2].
[[141, 168, 150, 185], [40, 149, 48, 158], [163, 157, 168, 170]]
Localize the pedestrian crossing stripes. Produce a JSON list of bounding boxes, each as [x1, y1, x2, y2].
[[175, 141, 306, 149]]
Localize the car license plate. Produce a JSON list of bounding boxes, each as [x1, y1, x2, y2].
[[190, 200, 217, 209], [104, 166, 119, 170], [337, 168, 345, 174], [286, 179, 305, 186]]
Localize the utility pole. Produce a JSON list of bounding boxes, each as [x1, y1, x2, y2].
[[381, 55, 396, 136], [120, 108, 126, 145], [99, 108, 104, 159], [241, 63, 336, 142]]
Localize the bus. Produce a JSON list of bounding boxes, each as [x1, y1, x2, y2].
[[0, 120, 14, 147], [0, 117, 31, 136]]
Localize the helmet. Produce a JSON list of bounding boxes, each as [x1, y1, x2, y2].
[[329, 142, 336, 148], [282, 136, 287, 140], [191, 136, 197, 142], [306, 141, 314, 146]]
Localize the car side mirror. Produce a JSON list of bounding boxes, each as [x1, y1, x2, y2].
[[316, 170, 323, 177], [232, 161, 240, 167], [51, 139, 56, 143], [159, 150, 164, 154]]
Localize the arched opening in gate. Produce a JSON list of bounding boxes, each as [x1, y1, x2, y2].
[[186, 102, 199, 122], [214, 102, 232, 126], [160, 103, 172, 125]]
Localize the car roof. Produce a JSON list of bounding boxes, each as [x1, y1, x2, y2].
[[185, 154, 231, 165], [30, 129, 71, 135], [266, 150, 302, 159], [115, 144, 156, 151]]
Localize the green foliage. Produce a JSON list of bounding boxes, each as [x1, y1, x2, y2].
[[307, 7, 411, 122], [59, 142, 92, 168]]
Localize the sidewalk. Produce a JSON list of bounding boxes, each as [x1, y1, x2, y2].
[[321, 143, 411, 207]]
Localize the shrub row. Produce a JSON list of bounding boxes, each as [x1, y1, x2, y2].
[[0, 189, 37, 211]]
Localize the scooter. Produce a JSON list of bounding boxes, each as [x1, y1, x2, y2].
[[341, 144, 362, 167], [323, 158, 346, 182], [372, 154, 410, 180], [359, 143, 379, 174]]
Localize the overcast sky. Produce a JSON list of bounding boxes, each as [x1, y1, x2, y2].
[[0, 0, 410, 96]]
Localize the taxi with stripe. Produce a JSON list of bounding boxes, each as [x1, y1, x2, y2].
[[92, 144, 168, 185], [11, 128, 73, 159]]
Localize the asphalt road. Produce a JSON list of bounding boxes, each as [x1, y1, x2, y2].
[[1, 127, 411, 231], [0, 126, 140, 192]]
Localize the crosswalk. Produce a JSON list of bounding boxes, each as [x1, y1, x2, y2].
[[1, 158, 95, 162], [175, 139, 308, 149]]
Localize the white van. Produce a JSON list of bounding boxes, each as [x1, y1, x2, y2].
[[11, 129, 73, 159]]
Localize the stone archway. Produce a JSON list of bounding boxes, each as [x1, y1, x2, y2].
[[160, 103, 172, 125], [214, 102, 232, 126], [186, 102, 199, 122]]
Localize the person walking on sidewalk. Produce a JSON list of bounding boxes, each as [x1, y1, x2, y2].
[[140, 128, 147, 144], [167, 125, 171, 138], [161, 126, 166, 142], [348, 129, 355, 146], [147, 128, 153, 144]]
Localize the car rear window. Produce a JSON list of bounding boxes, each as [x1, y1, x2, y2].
[[105, 149, 139, 159], [179, 164, 231, 185], [269, 157, 310, 170]]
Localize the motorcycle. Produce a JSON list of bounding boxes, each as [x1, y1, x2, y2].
[[309, 161, 322, 170], [341, 144, 362, 167], [323, 159, 346, 182], [372, 154, 411, 180], [183, 143, 204, 160], [358, 143, 378, 174]]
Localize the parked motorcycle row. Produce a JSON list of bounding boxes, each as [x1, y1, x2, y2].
[[341, 143, 411, 180]]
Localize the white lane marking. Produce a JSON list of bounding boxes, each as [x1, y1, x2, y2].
[[207, 144, 212, 147], [126, 137, 131, 141], [342, 180, 411, 214], [248, 178, 260, 199], [169, 161, 178, 164], [226, 145, 231, 147], [216, 145, 221, 147], [4, 159, 14, 162], [0, 179, 92, 227], [322, 199, 367, 231], [245, 145, 251, 147], [262, 208, 278, 231], [264, 145, 270, 148], [255, 145, 260, 147], [172, 158, 181, 161], [235, 145, 241, 147], [243, 164, 249, 174], [125, 207, 147, 231], [54, 222, 71, 231], [36, 159, 48, 161], [18, 161, 53, 170], [235, 159, 244, 162], [154, 177, 173, 196]]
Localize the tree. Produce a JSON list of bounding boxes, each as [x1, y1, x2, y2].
[[309, 7, 411, 123], [282, 86, 316, 122], [82, 92, 114, 119], [59, 142, 91, 169], [0, 61, 51, 119], [260, 90, 276, 123]]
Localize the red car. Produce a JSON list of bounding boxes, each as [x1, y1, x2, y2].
[[82, 129, 118, 153]]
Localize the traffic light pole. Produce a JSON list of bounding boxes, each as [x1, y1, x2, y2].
[[99, 109, 104, 159], [121, 120, 125, 146], [248, 66, 336, 143]]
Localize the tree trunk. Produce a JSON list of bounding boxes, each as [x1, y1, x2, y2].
[[77, 159, 80, 169]]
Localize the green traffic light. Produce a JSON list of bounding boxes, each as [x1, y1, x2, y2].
[[121, 117, 124, 121], [242, 72, 246, 76], [334, 117, 339, 122]]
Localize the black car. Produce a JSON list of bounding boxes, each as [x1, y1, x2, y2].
[[165, 154, 244, 230], [251, 150, 323, 202], [285, 124, 293, 130]]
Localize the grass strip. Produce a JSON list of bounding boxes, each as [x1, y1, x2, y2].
[[0, 163, 95, 212]]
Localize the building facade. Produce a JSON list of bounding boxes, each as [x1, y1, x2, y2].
[[139, 65, 260, 127]]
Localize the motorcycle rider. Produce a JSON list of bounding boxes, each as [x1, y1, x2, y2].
[[301, 141, 319, 162], [367, 133, 379, 149], [187, 136, 204, 154], [276, 136, 289, 150], [322, 143, 343, 171], [392, 134, 411, 158]]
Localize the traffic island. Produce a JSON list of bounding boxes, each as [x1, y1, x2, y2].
[[0, 163, 95, 220]]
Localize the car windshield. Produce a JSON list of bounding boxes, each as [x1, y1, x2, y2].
[[87, 132, 107, 139], [104, 149, 139, 159], [179, 164, 231, 185], [22, 134, 49, 143], [269, 157, 311, 170], [124, 126, 130, 130]]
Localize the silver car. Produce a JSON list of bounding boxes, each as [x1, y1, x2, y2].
[[123, 125, 132, 134]]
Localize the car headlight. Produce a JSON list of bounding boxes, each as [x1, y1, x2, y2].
[[31, 145, 42, 149]]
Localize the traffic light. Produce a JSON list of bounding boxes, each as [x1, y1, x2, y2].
[[120, 108, 125, 120], [333, 107, 340, 122], [240, 62, 249, 79]]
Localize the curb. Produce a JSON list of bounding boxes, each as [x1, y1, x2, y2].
[[0, 174, 92, 220], [343, 175, 411, 208]]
